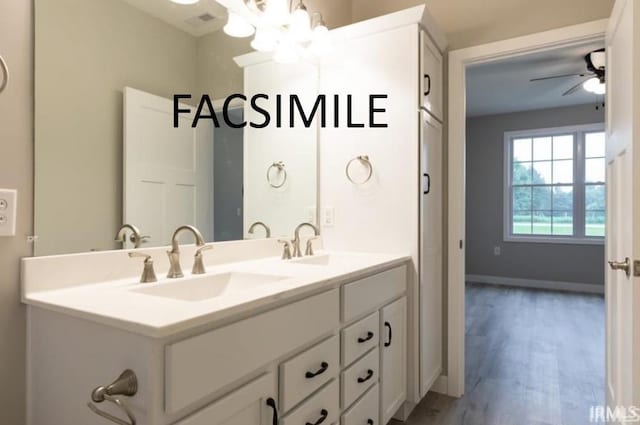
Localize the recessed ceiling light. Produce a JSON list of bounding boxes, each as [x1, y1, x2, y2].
[[170, 0, 200, 5]]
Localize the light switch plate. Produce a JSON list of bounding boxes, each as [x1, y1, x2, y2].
[[0, 189, 17, 237], [322, 207, 335, 227]]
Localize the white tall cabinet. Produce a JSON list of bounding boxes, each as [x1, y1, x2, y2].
[[319, 5, 447, 415]]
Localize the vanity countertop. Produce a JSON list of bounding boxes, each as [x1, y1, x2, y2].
[[22, 251, 410, 338]]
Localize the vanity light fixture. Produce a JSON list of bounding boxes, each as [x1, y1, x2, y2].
[[218, 0, 331, 61], [583, 77, 606, 95]]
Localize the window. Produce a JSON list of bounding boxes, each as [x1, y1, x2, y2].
[[504, 124, 605, 244]]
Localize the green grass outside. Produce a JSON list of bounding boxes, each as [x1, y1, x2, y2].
[[513, 223, 605, 237]]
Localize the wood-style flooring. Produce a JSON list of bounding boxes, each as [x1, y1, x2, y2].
[[405, 283, 604, 425]]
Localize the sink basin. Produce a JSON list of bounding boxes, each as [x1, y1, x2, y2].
[[131, 272, 290, 302], [288, 254, 368, 267]]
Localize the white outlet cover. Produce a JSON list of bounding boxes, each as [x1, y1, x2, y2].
[[0, 189, 17, 237]]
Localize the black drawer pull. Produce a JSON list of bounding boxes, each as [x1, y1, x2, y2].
[[423, 173, 431, 195], [384, 322, 392, 347], [424, 74, 431, 96], [357, 369, 374, 383], [305, 362, 329, 379], [305, 409, 328, 425], [266, 398, 279, 425], [357, 332, 374, 344], [367, 420, 374, 425]]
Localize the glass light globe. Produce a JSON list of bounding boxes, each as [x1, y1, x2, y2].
[[310, 24, 330, 55], [273, 43, 299, 64], [251, 28, 278, 52], [289, 4, 311, 42], [264, 0, 290, 25], [224, 11, 255, 38], [583, 77, 606, 95]]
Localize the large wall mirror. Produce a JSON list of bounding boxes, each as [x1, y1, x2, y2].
[[34, 0, 318, 256]]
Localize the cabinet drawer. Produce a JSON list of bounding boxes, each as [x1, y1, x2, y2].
[[342, 267, 406, 323], [341, 384, 379, 425], [280, 335, 339, 412], [341, 348, 378, 409], [166, 290, 340, 413], [281, 380, 340, 425], [341, 312, 379, 367]]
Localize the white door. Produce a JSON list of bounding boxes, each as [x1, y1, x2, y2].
[[605, 0, 640, 418], [124, 87, 213, 247], [381, 297, 407, 424]]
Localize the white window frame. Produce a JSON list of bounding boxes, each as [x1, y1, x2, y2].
[[503, 123, 605, 245]]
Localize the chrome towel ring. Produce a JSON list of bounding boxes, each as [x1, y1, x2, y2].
[[267, 161, 287, 188], [0, 54, 8, 94], [346, 155, 373, 184]]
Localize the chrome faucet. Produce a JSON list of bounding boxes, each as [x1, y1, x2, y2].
[[115, 224, 149, 249], [166, 225, 210, 278], [292, 222, 320, 258], [248, 221, 271, 238]]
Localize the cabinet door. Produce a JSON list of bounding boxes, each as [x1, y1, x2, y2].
[[380, 297, 406, 424], [420, 31, 443, 122], [174, 373, 277, 425], [420, 112, 443, 396]]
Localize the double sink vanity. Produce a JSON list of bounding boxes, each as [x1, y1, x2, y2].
[[23, 231, 410, 425]]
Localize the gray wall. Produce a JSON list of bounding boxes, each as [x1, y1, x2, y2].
[[466, 104, 605, 285], [0, 1, 32, 423]]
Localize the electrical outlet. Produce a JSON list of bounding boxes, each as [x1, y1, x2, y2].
[[494, 246, 501, 256], [322, 207, 335, 227], [0, 189, 17, 237]]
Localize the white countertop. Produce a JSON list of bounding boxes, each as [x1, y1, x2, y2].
[[23, 251, 410, 338]]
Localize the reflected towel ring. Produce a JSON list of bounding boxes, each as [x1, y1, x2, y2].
[[346, 155, 373, 184], [0, 54, 8, 94], [267, 161, 287, 188]]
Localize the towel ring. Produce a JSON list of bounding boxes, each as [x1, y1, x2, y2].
[[346, 155, 373, 185], [267, 161, 287, 188], [0, 54, 8, 94]]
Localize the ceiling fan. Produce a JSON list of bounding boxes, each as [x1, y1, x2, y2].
[[530, 48, 606, 96]]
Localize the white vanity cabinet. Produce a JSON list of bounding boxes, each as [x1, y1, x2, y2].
[[380, 297, 407, 424]]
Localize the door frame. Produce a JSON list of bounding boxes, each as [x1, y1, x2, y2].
[[446, 19, 609, 397]]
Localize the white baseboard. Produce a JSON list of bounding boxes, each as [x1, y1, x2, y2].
[[429, 375, 449, 395], [466, 274, 604, 294]]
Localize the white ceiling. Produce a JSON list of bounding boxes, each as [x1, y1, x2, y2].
[[466, 40, 606, 117], [121, 0, 227, 37]]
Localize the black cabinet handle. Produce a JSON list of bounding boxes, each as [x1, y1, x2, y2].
[[357, 369, 374, 383], [424, 74, 431, 96], [305, 409, 328, 425], [305, 362, 329, 379], [357, 332, 374, 344], [367, 420, 374, 425], [423, 173, 431, 195], [266, 398, 279, 425], [384, 322, 392, 347]]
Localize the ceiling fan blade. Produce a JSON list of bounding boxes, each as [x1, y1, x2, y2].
[[562, 79, 590, 96], [530, 73, 590, 82]]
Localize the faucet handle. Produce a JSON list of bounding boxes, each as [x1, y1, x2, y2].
[[305, 237, 319, 256], [193, 244, 213, 275], [128, 252, 157, 283], [278, 239, 292, 260]]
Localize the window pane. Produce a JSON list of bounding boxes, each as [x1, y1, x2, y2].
[[553, 186, 573, 211], [533, 137, 552, 161], [586, 132, 606, 158], [586, 158, 606, 183], [586, 211, 605, 237], [533, 161, 552, 184], [553, 160, 573, 184], [553, 135, 574, 159], [532, 211, 551, 234], [513, 187, 532, 211], [513, 138, 532, 162], [552, 211, 573, 235], [533, 186, 552, 210], [586, 184, 605, 211], [513, 212, 532, 234], [513, 162, 532, 184]]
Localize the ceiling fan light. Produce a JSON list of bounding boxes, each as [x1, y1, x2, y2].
[[310, 24, 330, 55], [251, 28, 278, 52], [290, 2, 312, 42], [224, 11, 255, 38], [264, 0, 290, 25], [583, 77, 606, 95], [273, 43, 299, 64]]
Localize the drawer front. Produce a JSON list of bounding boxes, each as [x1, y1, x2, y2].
[[341, 312, 379, 367], [166, 289, 340, 413], [280, 335, 340, 412], [281, 380, 340, 425], [341, 384, 379, 425], [342, 267, 406, 323], [341, 348, 378, 409]]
